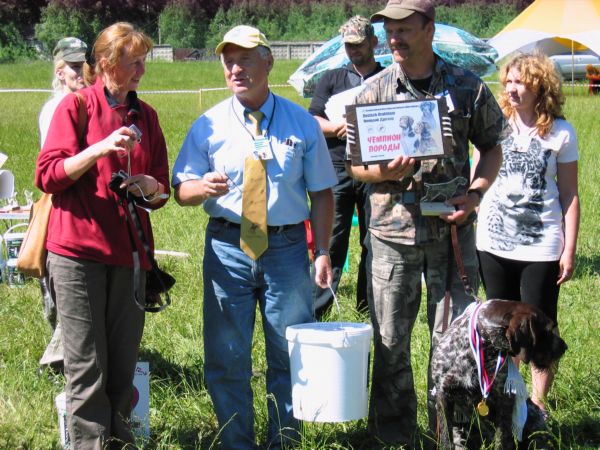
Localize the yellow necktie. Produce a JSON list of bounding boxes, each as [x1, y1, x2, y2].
[[241, 110, 268, 260]]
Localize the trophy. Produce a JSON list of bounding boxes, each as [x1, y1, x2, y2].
[[419, 177, 467, 216]]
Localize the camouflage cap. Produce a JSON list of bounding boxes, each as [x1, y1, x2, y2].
[[53, 37, 87, 63], [371, 0, 435, 23], [339, 16, 374, 44]]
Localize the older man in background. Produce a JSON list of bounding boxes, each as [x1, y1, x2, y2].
[[172, 25, 336, 449]]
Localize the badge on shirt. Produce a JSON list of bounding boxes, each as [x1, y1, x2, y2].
[[253, 136, 274, 160]]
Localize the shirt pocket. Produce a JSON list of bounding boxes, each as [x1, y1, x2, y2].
[[271, 138, 304, 181]]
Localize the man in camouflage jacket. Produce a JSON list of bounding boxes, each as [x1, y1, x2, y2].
[[345, 0, 507, 446]]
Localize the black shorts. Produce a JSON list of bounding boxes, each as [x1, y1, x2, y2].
[[477, 250, 560, 326]]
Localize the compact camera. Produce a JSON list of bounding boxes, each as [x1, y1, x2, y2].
[[108, 169, 129, 199], [129, 124, 142, 142]]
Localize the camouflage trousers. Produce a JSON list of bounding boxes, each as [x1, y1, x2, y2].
[[365, 224, 479, 446]]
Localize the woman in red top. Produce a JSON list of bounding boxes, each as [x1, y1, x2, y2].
[[36, 22, 169, 448]]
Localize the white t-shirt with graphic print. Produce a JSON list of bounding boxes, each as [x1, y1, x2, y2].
[[476, 119, 578, 261]]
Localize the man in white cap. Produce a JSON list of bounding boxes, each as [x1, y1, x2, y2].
[[172, 25, 336, 449], [345, 0, 506, 445], [309, 16, 384, 319]]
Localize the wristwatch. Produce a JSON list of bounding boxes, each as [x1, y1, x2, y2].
[[467, 188, 484, 204], [313, 248, 330, 258]]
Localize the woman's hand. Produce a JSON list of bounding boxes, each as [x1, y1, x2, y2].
[[557, 251, 575, 285], [119, 174, 161, 200], [64, 126, 139, 181], [95, 126, 138, 159]]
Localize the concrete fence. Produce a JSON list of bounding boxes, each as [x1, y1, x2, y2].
[[269, 41, 323, 60], [148, 42, 323, 62]]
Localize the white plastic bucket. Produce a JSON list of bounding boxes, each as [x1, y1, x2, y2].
[[4, 231, 24, 259], [286, 321, 372, 422], [55, 392, 70, 449]]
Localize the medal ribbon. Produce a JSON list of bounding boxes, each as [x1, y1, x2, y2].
[[468, 303, 506, 403]]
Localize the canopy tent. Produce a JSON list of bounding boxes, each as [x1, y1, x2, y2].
[[488, 0, 600, 60], [288, 23, 497, 98]]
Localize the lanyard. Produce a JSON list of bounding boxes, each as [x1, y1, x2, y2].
[[231, 94, 277, 140], [468, 303, 506, 415]]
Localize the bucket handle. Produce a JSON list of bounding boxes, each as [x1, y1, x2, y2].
[[326, 283, 342, 319], [3, 222, 29, 238]]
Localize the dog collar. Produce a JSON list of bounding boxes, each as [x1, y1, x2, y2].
[[469, 302, 506, 416]]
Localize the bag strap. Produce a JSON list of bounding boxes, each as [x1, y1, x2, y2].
[[122, 195, 171, 313], [74, 92, 87, 146]]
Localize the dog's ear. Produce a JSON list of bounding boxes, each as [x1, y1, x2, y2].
[[407, 116, 414, 126], [506, 310, 535, 362]]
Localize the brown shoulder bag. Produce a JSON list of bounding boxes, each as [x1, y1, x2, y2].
[[16, 93, 87, 277]]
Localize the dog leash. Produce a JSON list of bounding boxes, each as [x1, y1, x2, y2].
[[442, 222, 481, 332]]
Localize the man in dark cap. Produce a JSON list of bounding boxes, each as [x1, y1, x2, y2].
[[345, 0, 507, 445], [309, 16, 384, 318]]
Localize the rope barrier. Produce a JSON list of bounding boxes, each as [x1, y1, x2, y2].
[[0, 84, 298, 109], [0, 84, 295, 95]]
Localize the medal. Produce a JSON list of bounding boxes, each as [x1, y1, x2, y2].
[[477, 400, 489, 416]]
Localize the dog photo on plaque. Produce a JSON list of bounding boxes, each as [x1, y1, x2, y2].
[[346, 98, 458, 217], [346, 98, 452, 165]]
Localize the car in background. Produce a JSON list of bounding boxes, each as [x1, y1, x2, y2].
[[549, 52, 600, 79]]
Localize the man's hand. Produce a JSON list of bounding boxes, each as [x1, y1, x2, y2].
[[333, 122, 347, 140], [380, 155, 416, 181], [314, 253, 333, 289], [441, 191, 479, 224], [175, 172, 229, 206], [199, 172, 230, 198]]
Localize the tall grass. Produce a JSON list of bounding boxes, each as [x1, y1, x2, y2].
[[0, 61, 598, 449]]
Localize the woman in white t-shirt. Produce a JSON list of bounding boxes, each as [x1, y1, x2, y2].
[[37, 37, 88, 372], [475, 52, 580, 417]]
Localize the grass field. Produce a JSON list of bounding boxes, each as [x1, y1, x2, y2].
[[0, 60, 599, 449]]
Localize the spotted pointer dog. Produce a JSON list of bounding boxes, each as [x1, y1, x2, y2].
[[431, 299, 567, 449]]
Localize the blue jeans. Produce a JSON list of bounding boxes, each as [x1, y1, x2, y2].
[[203, 219, 313, 450], [313, 163, 369, 318]]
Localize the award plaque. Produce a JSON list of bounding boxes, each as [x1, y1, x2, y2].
[[346, 98, 453, 166]]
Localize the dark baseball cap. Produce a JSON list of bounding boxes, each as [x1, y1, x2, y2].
[[53, 37, 87, 63], [371, 0, 435, 23]]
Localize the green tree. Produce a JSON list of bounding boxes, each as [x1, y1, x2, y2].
[[205, 6, 249, 50], [158, 3, 207, 48], [0, 21, 35, 63], [34, 4, 101, 58]]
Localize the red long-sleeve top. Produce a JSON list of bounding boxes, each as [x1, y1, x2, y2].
[[35, 78, 170, 270]]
